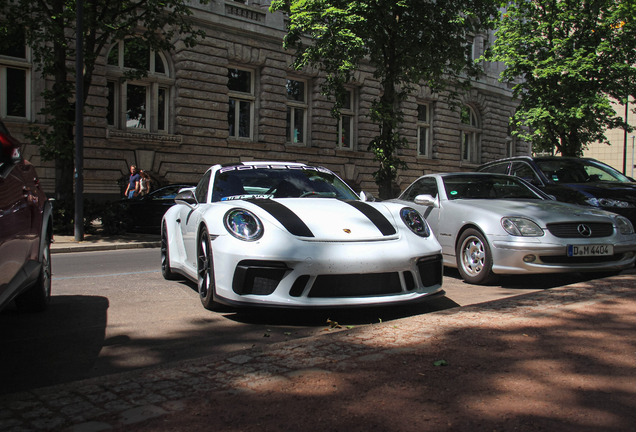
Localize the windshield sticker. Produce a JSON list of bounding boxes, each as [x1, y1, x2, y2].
[[219, 164, 331, 174], [221, 194, 273, 201], [450, 190, 458, 195]]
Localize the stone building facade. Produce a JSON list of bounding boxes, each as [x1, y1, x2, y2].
[[0, 0, 526, 200]]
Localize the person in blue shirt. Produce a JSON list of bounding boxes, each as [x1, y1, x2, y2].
[[125, 165, 141, 199]]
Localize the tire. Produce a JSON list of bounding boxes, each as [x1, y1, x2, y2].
[[15, 236, 52, 312], [456, 228, 496, 285], [161, 222, 179, 280], [197, 227, 220, 310]]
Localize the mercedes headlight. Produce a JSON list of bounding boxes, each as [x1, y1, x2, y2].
[[400, 208, 430, 237], [615, 216, 635, 235], [501, 217, 544, 237], [224, 209, 264, 241], [585, 197, 635, 208]]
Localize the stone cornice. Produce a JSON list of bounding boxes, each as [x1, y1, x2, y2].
[[106, 129, 182, 146]]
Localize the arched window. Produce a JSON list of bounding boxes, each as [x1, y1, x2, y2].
[[105, 39, 172, 133], [0, 28, 31, 119], [460, 105, 481, 163]]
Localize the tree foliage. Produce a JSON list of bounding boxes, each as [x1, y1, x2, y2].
[[270, 0, 499, 198], [486, 0, 636, 157], [0, 0, 207, 200]]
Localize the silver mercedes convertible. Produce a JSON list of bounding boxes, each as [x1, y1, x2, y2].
[[392, 173, 636, 284]]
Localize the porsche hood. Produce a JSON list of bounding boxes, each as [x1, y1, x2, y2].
[[243, 198, 401, 241]]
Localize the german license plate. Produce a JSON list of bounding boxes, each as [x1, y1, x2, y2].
[[567, 244, 613, 257]]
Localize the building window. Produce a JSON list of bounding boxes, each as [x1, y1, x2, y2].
[[506, 124, 516, 157], [337, 89, 355, 149], [466, 35, 475, 62], [0, 29, 30, 119], [286, 79, 307, 145], [460, 105, 481, 164], [417, 104, 431, 157], [228, 68, 254, 140], [106, 39, 171, 133]]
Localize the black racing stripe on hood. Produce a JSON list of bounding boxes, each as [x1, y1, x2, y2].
[[343, 200, 397, 236], [246, 199, 314, 238]]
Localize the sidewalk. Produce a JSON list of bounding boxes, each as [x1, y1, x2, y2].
[[51, 233, 161, 254], [1, 259, 635, 431]]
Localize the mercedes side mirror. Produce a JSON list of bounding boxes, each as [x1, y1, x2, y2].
[[414, 194, 438, 207]]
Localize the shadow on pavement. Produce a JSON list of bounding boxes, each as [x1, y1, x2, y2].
[[0, 295, 109, 395]]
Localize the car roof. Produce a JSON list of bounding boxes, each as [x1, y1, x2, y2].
[[479, 155, 604, 167], [220, 161, 308, 168], [426, 172, 512, 178]]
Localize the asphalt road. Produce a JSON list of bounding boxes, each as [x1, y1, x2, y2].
[[0, 248, 598, 395]]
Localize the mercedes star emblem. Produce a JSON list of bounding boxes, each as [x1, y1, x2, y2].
[[577, 224, 592, 237]]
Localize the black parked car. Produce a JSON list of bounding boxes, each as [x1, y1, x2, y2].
[[479, 156, 636, 226], [124, 184, 194, 233]]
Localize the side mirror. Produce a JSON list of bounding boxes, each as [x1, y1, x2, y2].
[[359, 191, 376, 202], [175, 189, 198, 207], [0, 131, 22, 165], [414, 194, 438, 207]]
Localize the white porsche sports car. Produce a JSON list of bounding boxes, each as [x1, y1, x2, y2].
[[161, 161, 443, 310]]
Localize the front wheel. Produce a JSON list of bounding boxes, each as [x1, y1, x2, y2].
[[197, 227, 220, 310], [456, 228, 496, 285], [16, 236, 51, 312]]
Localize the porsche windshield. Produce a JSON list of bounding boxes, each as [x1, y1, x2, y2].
[[212, 166, 359, 201], [443, 175, 544, 200]]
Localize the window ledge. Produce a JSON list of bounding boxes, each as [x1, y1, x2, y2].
[[107, 129, 181, 146]]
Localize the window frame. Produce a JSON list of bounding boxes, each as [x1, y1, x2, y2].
[[506, 124, 516, 157], [416, 103, 431, 157], [227, 66, 255, 141], [0, 41, 31, 120], [285, 78, 308, 146], [337, 88, 355, 150], [466, 35, 475, 62], [460, 105, 481, 164]]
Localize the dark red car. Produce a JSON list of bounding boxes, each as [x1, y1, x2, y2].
[[0, 120, 53, 312]]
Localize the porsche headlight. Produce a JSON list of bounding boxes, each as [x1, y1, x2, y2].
[[585, 197, 635, 208], [400, 208, 430, 237], [224, 209, 263, 241], [501, 217, 544, 237], [615, 216, 635, 235]]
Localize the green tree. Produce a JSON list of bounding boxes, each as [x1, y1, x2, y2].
[[0, 0, 207, 202], [485, 0, 636, 157], [270, 0, 499, 199]]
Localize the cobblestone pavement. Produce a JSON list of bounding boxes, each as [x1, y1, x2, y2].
[[1, 271, 635, 432]]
